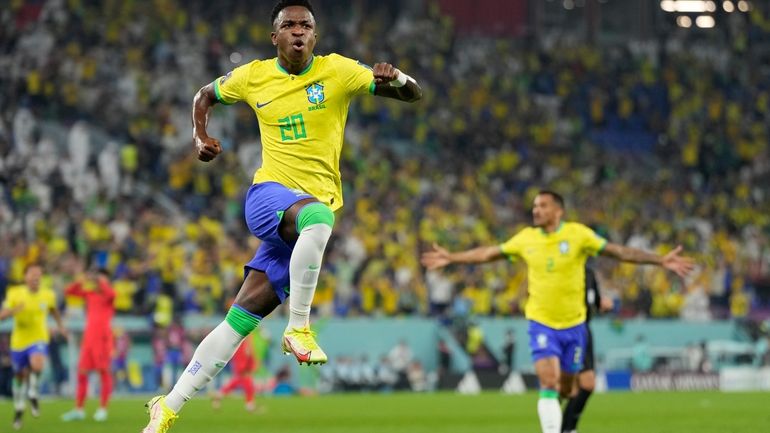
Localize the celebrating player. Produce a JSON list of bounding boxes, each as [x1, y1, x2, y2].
[[142, 0, 421, 431], [0, 264, 66, 430], [421, 191, 694, 433], [61, 268, 116, 422]]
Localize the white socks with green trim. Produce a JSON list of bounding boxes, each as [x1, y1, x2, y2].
[[537, 392, 562, 433], [287, 223, 332, 331], [165, 321, 244, 413]]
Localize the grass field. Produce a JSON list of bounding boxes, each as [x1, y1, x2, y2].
[[1, 391, 766, 433]]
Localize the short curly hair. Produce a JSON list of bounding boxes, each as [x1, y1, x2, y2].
[[271, 0, 316, 27]]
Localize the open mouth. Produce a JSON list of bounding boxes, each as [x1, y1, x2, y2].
[[292, 40, 305, 51]]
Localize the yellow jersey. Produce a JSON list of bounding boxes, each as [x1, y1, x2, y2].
[[499, 222, 607, 329], [214, 54, 376, 211], [2, 285, 57, 350]]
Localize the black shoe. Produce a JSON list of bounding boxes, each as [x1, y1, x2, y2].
[[29, 398, 39, 418], [13, 410, 22, 430]]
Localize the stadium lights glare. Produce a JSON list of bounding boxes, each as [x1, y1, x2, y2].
[[696, 15, 716, 27], [737, 0, 750, 12], [723, 1, 735, 12], [677, 15, 693, 27], [660, 0, 715, 13]]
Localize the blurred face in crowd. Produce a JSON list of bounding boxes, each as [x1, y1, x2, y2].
[[532, 193, 563, 229], [272, 6, 317, 67], [24, 265, 42, 292]]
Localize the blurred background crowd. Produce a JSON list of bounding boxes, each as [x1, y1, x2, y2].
[[1, 0, 770, 331]]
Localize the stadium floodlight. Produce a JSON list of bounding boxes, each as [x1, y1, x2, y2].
[[676, 15, 693, 27], [672, 1, 711, 13], [706, 1, 716, 11], [661, 0, 676, 12], [723, 1, 735, 12], [737, 0, 750, 12], [695, 15, 716, 27]]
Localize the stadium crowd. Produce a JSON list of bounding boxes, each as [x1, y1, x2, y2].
[[1, 0, 770, 326]]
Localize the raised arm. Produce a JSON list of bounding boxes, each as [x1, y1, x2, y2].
[[601, 244, 694, 277], [64, 281, 86, 298], [192, 83, 223, 162], [371, 63, 422, 103], [421, 243, 504, 270]]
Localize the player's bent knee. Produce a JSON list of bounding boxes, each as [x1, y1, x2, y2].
[[296, 202, 335, 231]]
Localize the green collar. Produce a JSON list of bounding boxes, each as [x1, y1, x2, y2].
[[276, 55, 315, 76], [539, 222, 564, 236]]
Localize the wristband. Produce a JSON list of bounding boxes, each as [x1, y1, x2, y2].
[[389, 70, 410, 87]]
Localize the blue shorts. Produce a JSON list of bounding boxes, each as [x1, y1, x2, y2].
[[528, 320, 586, 374], [11, 343, 48, 373], [244, 182, 314, 302]]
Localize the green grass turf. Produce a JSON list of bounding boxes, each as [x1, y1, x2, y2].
[[1, 391, 766, 433]]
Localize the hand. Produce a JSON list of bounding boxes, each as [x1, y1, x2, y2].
[[661, 245, 695, 278], [421, 243, 452, 270], [372, 62, 401, 85], [195, 135, 222, 162]]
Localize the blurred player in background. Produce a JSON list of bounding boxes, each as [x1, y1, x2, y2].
[[0, 264, 66, 430], [61, 268, 116, 422], [422, 191, 694, 433], [561, 264, 613, 433], [211, 337, 261, 413], [142, 0, 422, 431]]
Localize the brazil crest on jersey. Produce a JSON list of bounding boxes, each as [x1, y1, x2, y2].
[[499, 222, 607, 329], [214, 54, 376, 211]]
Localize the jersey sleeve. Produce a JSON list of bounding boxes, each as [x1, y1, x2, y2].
[[330, 54, 376, 96], [499, 231, 525, 260], [213, 61, 254, 105], [577, 224, 607, 257], [1, 290, 16, 310]]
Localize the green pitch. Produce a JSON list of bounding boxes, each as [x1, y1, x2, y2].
[[1, 391, 765, 433]]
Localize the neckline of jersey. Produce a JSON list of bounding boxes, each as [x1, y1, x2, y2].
[[539, 222, 564, 236], [275, 55, 315, 76]]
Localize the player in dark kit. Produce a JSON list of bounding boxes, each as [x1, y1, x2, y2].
[[561, 265, 612, 433]]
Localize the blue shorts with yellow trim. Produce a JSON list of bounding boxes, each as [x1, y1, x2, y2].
[[244, 181, 314, 302]]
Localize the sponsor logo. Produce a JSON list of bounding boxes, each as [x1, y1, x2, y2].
[[256, 100, 273, 108]]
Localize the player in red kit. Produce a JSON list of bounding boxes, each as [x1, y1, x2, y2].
[[61, 269, 116, 422], [211, 338, 261, 413]]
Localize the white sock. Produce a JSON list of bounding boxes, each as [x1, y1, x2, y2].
[[165, 321, 244, 413], [286, 223, 332, 331], [12, 378, 26, 411], [537, 395, 562, 433], [27, 372, 39, 399]]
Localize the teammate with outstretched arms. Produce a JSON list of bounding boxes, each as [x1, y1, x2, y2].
[[142, 1, 421, 431], [421, 191, 694, 433], [0, 264, 66, 430]]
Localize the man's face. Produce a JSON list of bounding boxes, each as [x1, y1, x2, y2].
[[25, 266, 42, 291], [532, 194, 562, 227], [271, 6, 317, 65]]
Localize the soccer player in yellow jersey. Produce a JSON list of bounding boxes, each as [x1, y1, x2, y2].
[[142, 1, 421, 431], [0, 264, 66, 430], [421, 191, 694, 433]]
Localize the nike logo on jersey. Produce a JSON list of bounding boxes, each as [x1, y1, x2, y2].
[[256, 100, 273, 108]]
